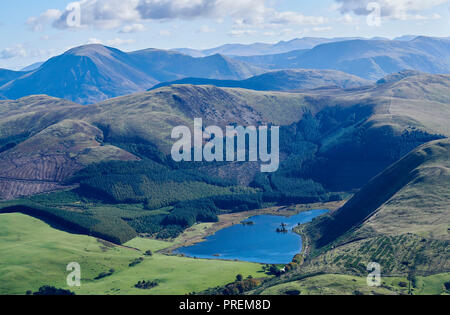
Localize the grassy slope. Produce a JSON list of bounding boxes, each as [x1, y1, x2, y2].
[[370, 74, 450, 136], [299, 139, 450, 276], [1, 74, 448, 157], [310, 74, 450, 138], [0, 95, 83, 141], [254, 138, 450, 294], [312, 138, 450, 246], [259, 273, 450, 295], [88, 85, 313, 152], [0, 213, 265, 295]]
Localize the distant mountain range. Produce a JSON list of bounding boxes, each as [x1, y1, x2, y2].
[[173, 37, 370, 57], [150, 69, 371, 91], [173, 36, 448, 57], [0, 45, 264, 104], [234, 36, 450, 80], [1, 36, 449, 104]]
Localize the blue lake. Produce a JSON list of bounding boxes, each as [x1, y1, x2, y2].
[[175, 209, 329, 264]]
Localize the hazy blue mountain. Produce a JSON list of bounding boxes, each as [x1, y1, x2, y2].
[[2, 37, 448, 104], [20, 62, 44, 72], [129, 49, 263, 82], [394, 35, 419, 41], [376, 70, 425, 84], [170, 48, 206, 58], [150, 69, 371, 91], [234, 36, 450, 80], [173, 37, 366, 57], [0, 45, 263, 104], [0, 45, 155, 105], [0, 69, 28, 86]]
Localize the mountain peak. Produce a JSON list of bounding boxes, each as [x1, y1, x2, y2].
[[207, 53, 229, 59], [64, 44, 119, 57], [0, 44, 262, 104], [202, 53, 238, 64]]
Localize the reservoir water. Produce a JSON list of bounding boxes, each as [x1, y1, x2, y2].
[[175, 209, 329, 264]]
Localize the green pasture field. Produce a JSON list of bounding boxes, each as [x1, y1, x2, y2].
[[0, 213, 266, 295]]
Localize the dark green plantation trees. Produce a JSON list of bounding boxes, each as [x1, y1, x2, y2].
[[163, 199, 219, 227], [74, 160, 243, 207], [127, 195, 266, 239], [65, 159, 265, 239]]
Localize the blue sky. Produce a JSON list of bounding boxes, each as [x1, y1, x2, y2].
[[1, 0, 449, 69]]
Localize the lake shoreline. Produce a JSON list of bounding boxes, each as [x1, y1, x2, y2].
[[157, 200, 345, 261]]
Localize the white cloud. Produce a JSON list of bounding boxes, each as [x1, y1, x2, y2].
[[27, 9, 62, 31], [335, 0, 449, 19], [87, 38, 103, 45], [0, 44, 55, 61], [337, 13, 354, 24], [30, 0, 326, 32], [137, 0, 268, 22], [42, 0, 268, 29], [0, 45, 28, 59], [53, 0, 141, 30], [119, 23, 145, 33]]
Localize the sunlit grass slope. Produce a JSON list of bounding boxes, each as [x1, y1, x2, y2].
[[0, 213, 265, 295]]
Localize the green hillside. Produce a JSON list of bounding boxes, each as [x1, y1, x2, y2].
[[0, 213, 265, 295], [308, 138, 450, 248], [257, 273, 450, 295], [301, 139, 449, 277], [250, 139, 449, 295], [0, 73, 449, 245]]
